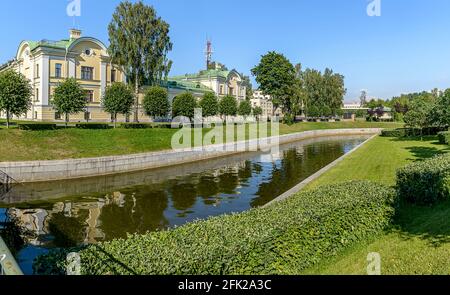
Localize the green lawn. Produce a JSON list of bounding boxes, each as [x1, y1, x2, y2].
[[302, 136, 450, 275], [0, 121, 403, 162]]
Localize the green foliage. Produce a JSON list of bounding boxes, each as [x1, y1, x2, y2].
[[321, 105, 332, 117], [199, 92, 218, 117], [75, 123, 111, 130], [397, 154, 450, 205], [403, 96, 434, 132], [172, 92, 197, 119], [52, 78, 86, 125], [120, 123, 153, 129], [307, 105, 320, 118], [238, 100, 252, 116], [431, 89, 450, 128], [253, 106, 263, 117], [18, 123, 56, 131], [143, 86, 170, 118], [0, 69, 32, 128], [381, 127, 446, 138], [251, 51, 296, 111], [355, 109, 366, 118], [438, 131, 450, 145], [108, 0, 173, 121], [102, 82, 134, 127], [34, 181, 395, 275], [219, 95, 238, 117]]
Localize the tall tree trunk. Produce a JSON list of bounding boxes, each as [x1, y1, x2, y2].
[[134, 72, 139, 123], [6, 110, 10, 129], [114, 113, 117, 129], [65, 114, 69, 128]]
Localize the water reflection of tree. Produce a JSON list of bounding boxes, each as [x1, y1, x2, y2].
[[169, 182, 198, 215], [196, 175, 220, 205], [48, 211, 87, 247], [99, 187, 169, 240]]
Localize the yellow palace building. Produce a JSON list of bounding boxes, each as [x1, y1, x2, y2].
[[0, 29, 128, 122]]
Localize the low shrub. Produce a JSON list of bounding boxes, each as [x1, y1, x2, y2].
[[18, 123, 57, 131], [34, 181, 396, 275], [438, 131, 450, 145], [381, 129, 407, 137], [381, 127, 447, 138], [75, 123, 111, 130], [120, 123, 153, 129], [397, 154, 450, 205]]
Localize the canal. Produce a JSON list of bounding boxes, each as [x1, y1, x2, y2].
[[0, 135, 370, 274]]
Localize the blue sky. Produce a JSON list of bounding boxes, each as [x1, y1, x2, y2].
[[1, 0, 450, 102]]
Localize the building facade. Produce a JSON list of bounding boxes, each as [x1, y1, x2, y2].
[[170, 67, 247, 102], [250, 90, 283, 118], [0, 29, 127, 122]]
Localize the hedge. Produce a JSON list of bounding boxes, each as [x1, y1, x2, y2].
[[120, 123, 153, 129], [381, 127, 448, 138], [397, 154, 450, 205], [438, 131, 450, 145], [33, 181, 396, 275], [18, 123, 57, 130], [75, 123, 111, 129]]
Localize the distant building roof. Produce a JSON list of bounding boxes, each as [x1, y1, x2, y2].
[[171, 69, 237, 81]]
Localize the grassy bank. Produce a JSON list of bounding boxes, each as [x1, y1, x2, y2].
[[0, 121, 402, 162], [302, 136, 450, 275]]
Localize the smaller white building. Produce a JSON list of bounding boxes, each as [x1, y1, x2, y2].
[[250, 90, 282, 118]]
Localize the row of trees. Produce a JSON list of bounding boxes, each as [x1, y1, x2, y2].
[[0, 69, 263, 129], [251, 51, 346, 122]]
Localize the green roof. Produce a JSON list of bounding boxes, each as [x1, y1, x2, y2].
[[171, 69, 231, 81], [157, 79, 212, 93], [25, 39, 76, 52]]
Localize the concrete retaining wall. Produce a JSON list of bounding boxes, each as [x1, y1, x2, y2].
[[0, 128, 381, 183]]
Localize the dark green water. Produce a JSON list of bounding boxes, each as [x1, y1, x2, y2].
[[0, 135, 369, 274]]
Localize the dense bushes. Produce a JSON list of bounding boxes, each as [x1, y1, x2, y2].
[[397, 154, 450, 205], [75, 123, 111, 129], [18, 123, 57, 130], [34, 181, 395, 275], [381, 127, 448, 138], [438, 131, 450, 145]]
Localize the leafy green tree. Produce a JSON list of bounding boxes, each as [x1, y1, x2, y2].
[[307, 105, 320, 118], [355, 109, 366, 118], [219, 95, 238, 118], [238, 100, 252, 117], [108, 1, 173, 122], [321, 105, 332, 117], [251, 51, 296, 114], [404, 97, 434, 136], [102, 82, 134, 128], [253, 106, 263, 121], [143, 86, 170, 120], [172, 92, 197, 120], [0, 70, 32, 128], [302, 69, 323, 115], [199, 92, 218, 117], [52, 78, 86, 126], [430, 89, 450, 128]]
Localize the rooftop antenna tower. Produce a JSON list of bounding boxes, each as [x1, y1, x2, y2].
[[205, 38, 213, 70]]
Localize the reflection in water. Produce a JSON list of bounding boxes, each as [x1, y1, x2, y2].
[[0, 135, 369, 274]]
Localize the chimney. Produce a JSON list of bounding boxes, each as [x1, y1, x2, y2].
[[69, 29, 82, 40]]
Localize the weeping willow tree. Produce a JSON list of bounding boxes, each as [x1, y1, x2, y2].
[[108, 1, 173, 122]]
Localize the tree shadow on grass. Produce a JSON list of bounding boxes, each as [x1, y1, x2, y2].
[[389, 137, 450, 161], [390, 200, 450, 248]]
